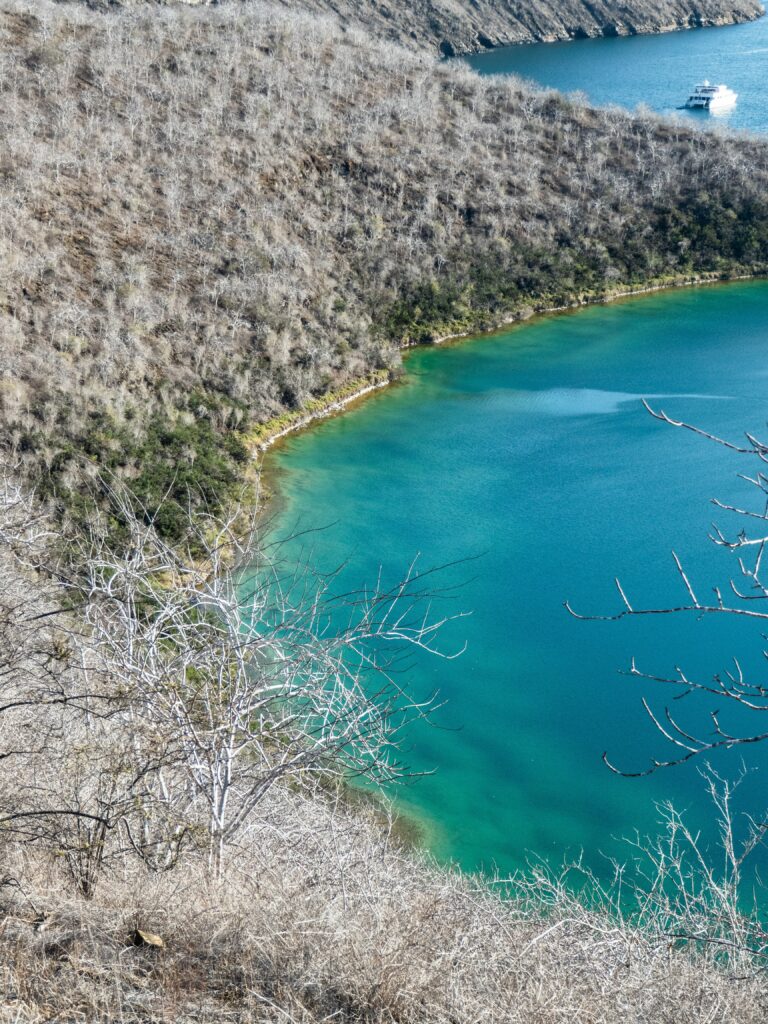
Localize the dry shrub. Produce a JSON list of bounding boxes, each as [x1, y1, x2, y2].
[[0, 477, 760, 1021], [55, 0, 767, 55], [0, 784, 765, 1023]]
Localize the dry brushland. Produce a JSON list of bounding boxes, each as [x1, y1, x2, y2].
[[268, 0, 766, 53], [3, 0, 768, 535], [66, 0, 767, 54], [2, 0, 768, 1018]]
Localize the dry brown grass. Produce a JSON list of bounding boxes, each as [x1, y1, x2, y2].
[[0, 482, 760, 1022], [0, 5, 766, 1018], [0, 785, 766, 1023]]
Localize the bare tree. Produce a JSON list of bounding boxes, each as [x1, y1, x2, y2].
[[0, 472, 462, 883], [0, 467, 137, 889], [64, 490, 461, 876], [567, 401, 768, 775]]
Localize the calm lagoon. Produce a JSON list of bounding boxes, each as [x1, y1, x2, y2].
[[268, 282, 768, 879]]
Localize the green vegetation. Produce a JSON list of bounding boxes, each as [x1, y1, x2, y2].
[[247, 370, 391, 447], [20, 392, 250, 548], [380, 232, 761, 346]]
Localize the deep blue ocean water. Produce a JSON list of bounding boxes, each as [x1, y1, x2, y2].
[[466, 15, 768, 133], [267, 283, 768, 881]]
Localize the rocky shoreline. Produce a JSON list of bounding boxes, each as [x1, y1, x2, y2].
[[255, 271, 762, 456], [251, 372, 391, 453]]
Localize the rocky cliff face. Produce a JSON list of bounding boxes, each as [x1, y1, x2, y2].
[[68, 0, 766, 55], [271, 0, 766, 54]]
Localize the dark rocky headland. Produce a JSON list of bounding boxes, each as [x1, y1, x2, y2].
[[273, 0, 766, 54]]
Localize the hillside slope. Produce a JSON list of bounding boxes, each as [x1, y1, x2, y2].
[[0, 483, 761, 1022], [3, 785, 766, 1022], [73, 0, 766, 54], [271, 0, 766, 54], [3, 0, 768, 530]]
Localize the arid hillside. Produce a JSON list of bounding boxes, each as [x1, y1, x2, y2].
[[1, 6, 768, 1015], [69, 0, 766, 54], [269, 0, 765, 53], [3, 0, 768, 530]]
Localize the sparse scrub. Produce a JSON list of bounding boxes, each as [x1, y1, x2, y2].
[[2, 1, 768, 537], [2, 2, 768, 1016], [61, 0, 766, 56], [1, 776, 767, 1022]]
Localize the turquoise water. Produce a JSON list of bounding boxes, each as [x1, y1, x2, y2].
[[268, 282, 768, 879], [466, 16, 768, 132]]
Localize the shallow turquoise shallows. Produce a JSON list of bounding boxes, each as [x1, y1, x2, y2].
[[266, 282, 768, 879], [466, 16, 768, 133]]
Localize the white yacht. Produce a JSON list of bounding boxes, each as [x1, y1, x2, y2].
[[682, 80, 737, 112]]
